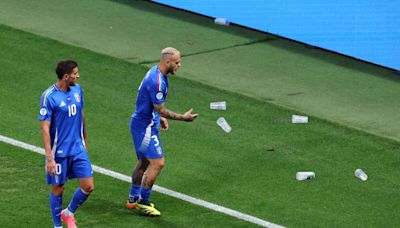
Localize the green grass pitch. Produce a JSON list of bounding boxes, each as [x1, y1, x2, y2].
[[1, 24, 400, 227]]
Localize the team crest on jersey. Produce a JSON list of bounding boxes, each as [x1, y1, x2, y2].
[[74, 93, 81, 102], [40, 108, 47, 116], [156, 92, 163, 100]]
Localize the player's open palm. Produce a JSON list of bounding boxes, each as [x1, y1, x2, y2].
[[183, 108, 199, 121]]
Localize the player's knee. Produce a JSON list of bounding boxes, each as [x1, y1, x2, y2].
[[156, 160, 164, 170], [51, 185, 65, 196], [81, 184, 94, 194], [148, 158, 164, 171]]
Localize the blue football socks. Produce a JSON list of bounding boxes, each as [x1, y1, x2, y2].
[[50, 192, 62, 227], [67, 188, 89, 213], [129, 184, 142, 202], [139, 187, 152, 205]]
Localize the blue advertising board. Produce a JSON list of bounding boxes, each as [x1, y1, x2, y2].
[[152, 0, 400, 70]]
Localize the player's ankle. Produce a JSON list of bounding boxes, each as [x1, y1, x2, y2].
[[63, 208, 74, 216]]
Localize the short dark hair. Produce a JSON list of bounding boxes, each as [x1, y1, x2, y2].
[[55, 60, 78, 79]]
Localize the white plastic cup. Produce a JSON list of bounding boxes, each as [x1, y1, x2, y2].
[[214, 18, 230, 26], [292, 115, 308, 124], [355, 169, 368, 181], [216, 117, 232, 133], [296, 171, 315, 181], [210, 101, 226, 110]]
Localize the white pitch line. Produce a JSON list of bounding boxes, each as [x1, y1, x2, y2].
[[0, 134, 284, 228]]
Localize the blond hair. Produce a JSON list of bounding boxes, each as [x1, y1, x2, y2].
[[160, 47, 180, 60]]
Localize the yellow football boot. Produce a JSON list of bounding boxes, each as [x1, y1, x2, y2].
[[137, 202, 161, 217]]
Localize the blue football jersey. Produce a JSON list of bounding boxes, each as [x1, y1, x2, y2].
[[38, 84, 86, 157], [132, 65, 168, 130]]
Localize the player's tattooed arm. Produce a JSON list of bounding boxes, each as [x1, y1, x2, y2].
[[154, 103, 184, 120], [154, 103, 198, 122]]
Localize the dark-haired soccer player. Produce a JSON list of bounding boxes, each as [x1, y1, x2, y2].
[[126, 47, 198, 216], [39, 60, 94, 228]]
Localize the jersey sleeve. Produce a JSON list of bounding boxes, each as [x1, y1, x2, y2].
[[38, 92, 53, 121], [148, 77, 166, 105]]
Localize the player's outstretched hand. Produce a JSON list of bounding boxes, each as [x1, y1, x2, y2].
[[183, 108, 199, 122]]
